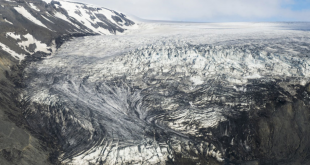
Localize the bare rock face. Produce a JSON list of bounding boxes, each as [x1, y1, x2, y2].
[[0, 54, 55, 165]]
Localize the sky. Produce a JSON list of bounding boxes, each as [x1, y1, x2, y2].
[[74, 0, 310, 22]]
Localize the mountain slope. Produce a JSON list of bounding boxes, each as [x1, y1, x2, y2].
[[0, 0, 136, 61], [0, 0, 136, 164]]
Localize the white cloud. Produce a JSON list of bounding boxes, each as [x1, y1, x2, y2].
[[72, 0, 310, 22]]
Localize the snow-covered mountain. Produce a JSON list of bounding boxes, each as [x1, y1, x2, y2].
[[0, 0, 136, 61]]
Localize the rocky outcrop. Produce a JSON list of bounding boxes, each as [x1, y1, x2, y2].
[[0, 53, 56, 165]]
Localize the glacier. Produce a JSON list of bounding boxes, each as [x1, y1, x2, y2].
[[20, 22, 310, 164]]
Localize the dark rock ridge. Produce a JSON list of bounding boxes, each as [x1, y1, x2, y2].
[[0, 0, 135, 164]]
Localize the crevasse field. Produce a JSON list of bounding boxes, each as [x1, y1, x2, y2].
[[22, 22, 310, 164]]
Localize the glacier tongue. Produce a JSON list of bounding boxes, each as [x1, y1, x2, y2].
[[22, 22, 310, 164]]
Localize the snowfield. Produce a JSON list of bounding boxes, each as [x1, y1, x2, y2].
[[22, 22, 310, 164]]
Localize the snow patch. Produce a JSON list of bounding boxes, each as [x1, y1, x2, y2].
[[45, 0, 137, 34], [6, 32, 21, 40], [41, 0, 52, 4], [4, 19, 13, 25], [57, 1, 112, 34], [0, 42, 25, 61], [96, 8, 118, 25], [14, 6, 51, 30], [29, 3, 40, 12], [41, 15, 54, 24], [18, 33, 51, 54], [54, 12, 80, 28]]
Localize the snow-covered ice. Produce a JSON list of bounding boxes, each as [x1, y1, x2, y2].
[[23, 22, 310, 164]]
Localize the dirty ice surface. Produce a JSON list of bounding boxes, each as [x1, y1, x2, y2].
[[24, 22, 310, 164]]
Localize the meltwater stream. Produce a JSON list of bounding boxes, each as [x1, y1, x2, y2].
[[21, 23, 310, 164]]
